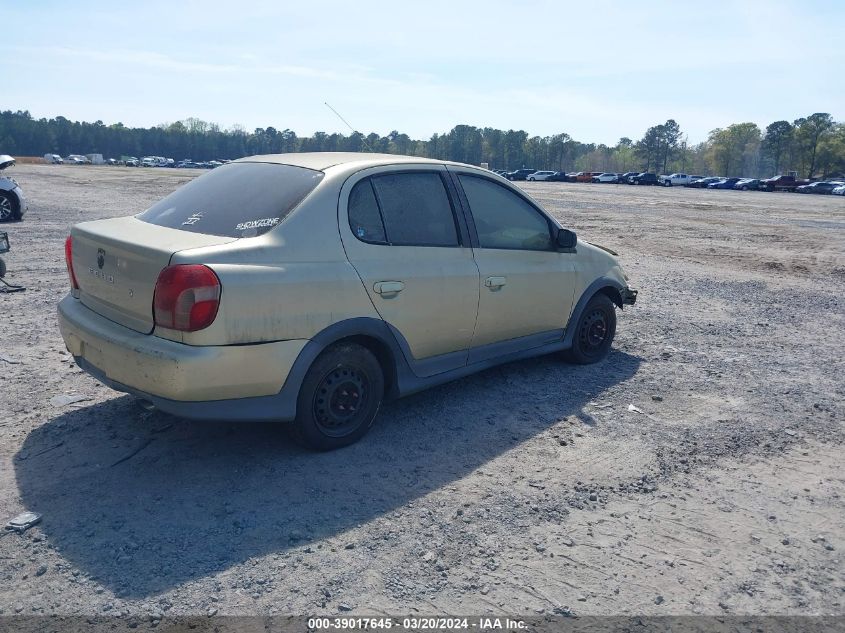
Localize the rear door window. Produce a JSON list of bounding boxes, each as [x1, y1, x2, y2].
[[137, 162, 324, 237], [348, 179, 387, 244], [349, 172, 459, 247]]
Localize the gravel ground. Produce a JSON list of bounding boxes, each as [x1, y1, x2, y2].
[[0, 165, 842, 619]]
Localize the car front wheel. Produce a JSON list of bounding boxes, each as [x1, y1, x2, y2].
[[0, 192, 20, 222], [566, 293, 617, 364], [291, 342, 384, 451]]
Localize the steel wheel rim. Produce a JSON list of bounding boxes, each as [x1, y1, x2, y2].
[[313, 365, 369, 437], [578, 308, 609, 356]]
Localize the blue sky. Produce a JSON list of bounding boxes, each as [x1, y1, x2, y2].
[[4, 0, 843, 145]]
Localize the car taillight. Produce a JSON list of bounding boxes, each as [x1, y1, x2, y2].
[[153, 264, 221, 332], [65, 236, 79, 290]]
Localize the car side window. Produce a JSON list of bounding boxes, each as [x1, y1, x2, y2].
[[458, 175, 553, 251], [370, 172, 459, 247], [348, 179, 387, 244]]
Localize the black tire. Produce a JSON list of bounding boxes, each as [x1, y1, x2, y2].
[[0, 192, 20, 222], [290, 343, 384, 451], [0, 256, 6, 278], [565, 293, 617, 364], [741, 185, 748, 191]]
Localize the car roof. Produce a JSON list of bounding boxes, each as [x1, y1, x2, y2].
[[238, 152, 458, 171]]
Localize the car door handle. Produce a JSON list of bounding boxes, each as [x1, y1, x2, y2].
[[484, 276, 507, 289], [373, 281, 405, 295]]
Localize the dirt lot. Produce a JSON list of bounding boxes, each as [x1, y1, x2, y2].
[[0, 165, 842, 619]]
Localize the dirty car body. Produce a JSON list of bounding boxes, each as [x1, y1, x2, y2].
[[58, 153, 637, 449], [0, 155, 27, 222]]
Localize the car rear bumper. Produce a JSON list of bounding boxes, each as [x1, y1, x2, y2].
[[58, 295, 307, 405]]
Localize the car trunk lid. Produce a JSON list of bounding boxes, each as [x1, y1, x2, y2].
[[71, 217, 236, 333]]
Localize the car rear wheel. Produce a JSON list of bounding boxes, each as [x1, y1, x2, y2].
[[0, 192, 20, 222], [291, 342, 384, 451], [565, 294, 617, 364]]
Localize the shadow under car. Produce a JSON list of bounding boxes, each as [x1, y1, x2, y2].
[[14, 350, 641, 598]]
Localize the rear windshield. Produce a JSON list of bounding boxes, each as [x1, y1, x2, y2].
[[136, 162, 324, 237]]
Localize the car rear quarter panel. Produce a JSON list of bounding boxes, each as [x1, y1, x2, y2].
[[167, 176, 379, 346]]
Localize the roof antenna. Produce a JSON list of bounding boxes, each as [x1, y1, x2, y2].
[[324, 102, 374, 152]]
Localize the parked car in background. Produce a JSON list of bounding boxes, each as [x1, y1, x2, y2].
[[832, 184, 845, 195], [524, 171, 552, 181], [572, 172, 600, 183], [618, 172, 639, 184], [707, 177, 741, 190], [66, 154, 91, 165], [733, 178, 760, 191], [686, 177, 721, 188], [759, 174, 811, 192], [795, 181, 840, 194], [44, 153, 63, 164], [0, 155, 27, 222], [59, 152, 637, 450], [659, 173, 695, 187], [546, 171, 569, 182], [124, 158, 139, 167], [505, 168, 537, 181], [592, 173, 619, 183], [628, 173, 659, 185]]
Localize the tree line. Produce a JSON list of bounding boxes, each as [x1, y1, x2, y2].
[[1, 110, 843, 179]]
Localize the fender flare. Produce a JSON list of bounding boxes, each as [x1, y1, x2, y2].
[[275, 317, 415, 413], [563, 277, 627, 348]]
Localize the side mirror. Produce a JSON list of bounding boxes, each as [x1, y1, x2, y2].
[[556, 228, 577, 249]]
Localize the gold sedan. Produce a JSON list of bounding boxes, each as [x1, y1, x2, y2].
[[59, 153, 636, 450]]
